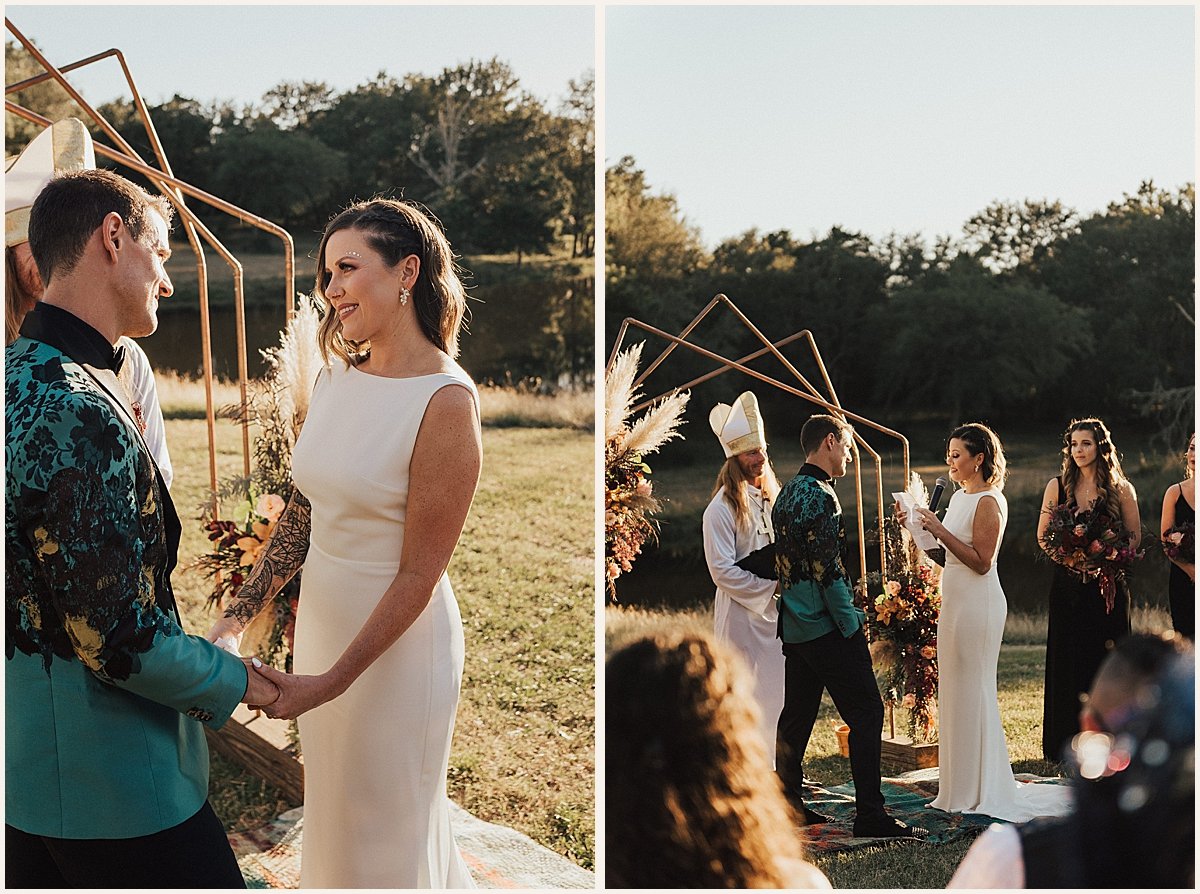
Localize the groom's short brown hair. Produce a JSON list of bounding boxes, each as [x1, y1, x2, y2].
[[29, 168, 172, 285], [800, 414, 851, 456]]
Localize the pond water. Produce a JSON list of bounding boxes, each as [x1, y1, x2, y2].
[[140, 277, 593, 388]]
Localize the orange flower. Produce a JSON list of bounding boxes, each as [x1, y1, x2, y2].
[[236, 535, 264, 567]]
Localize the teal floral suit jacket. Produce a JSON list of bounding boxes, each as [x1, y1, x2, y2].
[[5, 333, 247, 839], [772, 464, 865, 643]]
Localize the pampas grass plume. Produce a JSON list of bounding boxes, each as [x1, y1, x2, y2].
[[261, 294, 327, 437]]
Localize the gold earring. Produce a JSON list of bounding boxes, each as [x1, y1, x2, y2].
[[400, 287, 411, 306]]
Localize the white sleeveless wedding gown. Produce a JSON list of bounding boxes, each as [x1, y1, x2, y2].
[[290, 363, 477, 887], [930, 488, 1071, 822]]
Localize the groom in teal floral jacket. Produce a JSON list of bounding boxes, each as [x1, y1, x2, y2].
[[773, 414, 926, 840], [4, 168, 277, 885]]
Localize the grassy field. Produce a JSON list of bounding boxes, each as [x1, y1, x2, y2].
[[166, 381, 595, 869], [606, 602, 1173, 888]]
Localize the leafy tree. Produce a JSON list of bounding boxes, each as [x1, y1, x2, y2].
[[871, 258, 1092, 424], [605, 157, 706, 280], [5, 39, 86, 149], [1033, 181, 1195, 410], [306, 73, 425, 206], [207, 128, 347, 236], [472, 98, 566, 262], [557, 72, 595, 258], [256, 80, 335, 130], [960, 198, 1080, 276]]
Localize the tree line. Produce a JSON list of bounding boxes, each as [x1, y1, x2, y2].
[[7, 42, 594, 262], [606, 156, 1195, 437]]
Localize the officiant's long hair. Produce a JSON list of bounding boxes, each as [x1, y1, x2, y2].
[[607, 631, 820, 889], [712, 453, 780, 533]]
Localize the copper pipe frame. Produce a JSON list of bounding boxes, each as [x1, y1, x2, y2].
[[608, 294, 912, 592], [6, 19, 298, 505]]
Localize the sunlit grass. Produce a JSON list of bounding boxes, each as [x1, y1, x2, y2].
[[478, 384, 594, 430], [156, 373, 594, 431]]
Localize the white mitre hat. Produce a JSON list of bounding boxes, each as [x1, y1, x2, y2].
[[6, 117, 96, 248], [709, 391, 767, 458]]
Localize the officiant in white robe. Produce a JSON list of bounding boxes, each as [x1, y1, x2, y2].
[[702, 391, 785, 764]]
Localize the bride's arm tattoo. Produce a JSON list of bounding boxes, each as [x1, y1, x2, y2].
[[224, 489, 312, 628]]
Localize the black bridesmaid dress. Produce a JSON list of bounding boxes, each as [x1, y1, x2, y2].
[[1167, 484, 1195, 640], [1042, 479, 1131, 762]]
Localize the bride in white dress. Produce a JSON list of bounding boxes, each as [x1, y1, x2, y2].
[[904, 423, 1070, 822], [208, 199, 481, 887]]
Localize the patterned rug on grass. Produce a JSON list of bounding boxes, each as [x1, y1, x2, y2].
[[228, 803, 595, 889], [800, 769, 1070, 855]]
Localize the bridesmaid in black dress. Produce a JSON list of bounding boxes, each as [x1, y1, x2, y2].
[[1037, 418, 1141, 762], [1159, 433, 1195, 639]]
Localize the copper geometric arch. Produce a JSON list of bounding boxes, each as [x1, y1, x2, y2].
[[607, 292, 913, 581], [6, 16, 296, 511]]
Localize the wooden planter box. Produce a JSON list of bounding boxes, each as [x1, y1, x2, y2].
[[880, 735, 939, 773], [833, 722, 939, 772]]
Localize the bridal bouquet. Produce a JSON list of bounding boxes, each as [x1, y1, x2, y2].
[[604, 342, 688, 599], [1162, 521, 1195, 564], [1040, 503, 1144, 613], [865, 474, 942, 742]]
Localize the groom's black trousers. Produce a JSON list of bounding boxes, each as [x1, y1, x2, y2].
[[5, 800, 245, 888], [776, 627, 888, 823]]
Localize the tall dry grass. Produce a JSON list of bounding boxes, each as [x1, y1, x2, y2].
[[155, 372, 593, 430]]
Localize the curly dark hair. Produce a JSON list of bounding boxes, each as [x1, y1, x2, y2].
[[1060, 417, 1127, 519], [606, 631, 811, 888]]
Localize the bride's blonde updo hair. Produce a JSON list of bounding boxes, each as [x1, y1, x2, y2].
[[949, 422, 1008, 491], [314, 198, 468, 366]]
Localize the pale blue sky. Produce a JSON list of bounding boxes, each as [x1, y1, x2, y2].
[[7, 4, 595, 109], [607, 4, 1195, 247]]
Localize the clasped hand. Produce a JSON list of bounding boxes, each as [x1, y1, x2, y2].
[[244, 659, 335, 720], [204, 618, 328, 718]]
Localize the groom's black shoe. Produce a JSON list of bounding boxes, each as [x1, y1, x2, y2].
[[784, 791, 831, 825], [852, 815, 929, 840], [799, 804, 832, 826]]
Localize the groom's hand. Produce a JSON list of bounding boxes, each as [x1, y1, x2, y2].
[[241, 657, 281, 708]]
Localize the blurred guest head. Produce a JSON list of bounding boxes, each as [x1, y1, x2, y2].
[[1069, 645, 1194, 888], [1080, 632, 1189, 735], [606, 630, 824, 889]]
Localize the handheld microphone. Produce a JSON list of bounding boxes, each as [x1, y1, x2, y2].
[[929, 477, 948, 513]]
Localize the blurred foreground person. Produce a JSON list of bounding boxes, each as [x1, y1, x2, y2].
[[606, 630, 830, 889], [949, 633, 1194, 888]]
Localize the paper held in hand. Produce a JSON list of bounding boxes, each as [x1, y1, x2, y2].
[[893, 491, 940, 551]]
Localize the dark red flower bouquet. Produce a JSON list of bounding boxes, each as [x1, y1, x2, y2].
[[1162, 521, 1195, 564], [1040, 503, 1144, 612]]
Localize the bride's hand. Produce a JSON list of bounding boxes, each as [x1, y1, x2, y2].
[[205, 615, 244, 655], [248, 660, 340, 720], [893, 500, 907, 525], [913, 506, 945, 540]]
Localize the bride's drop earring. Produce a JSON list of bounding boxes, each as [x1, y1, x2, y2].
[[400, 287, 411, 306]]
